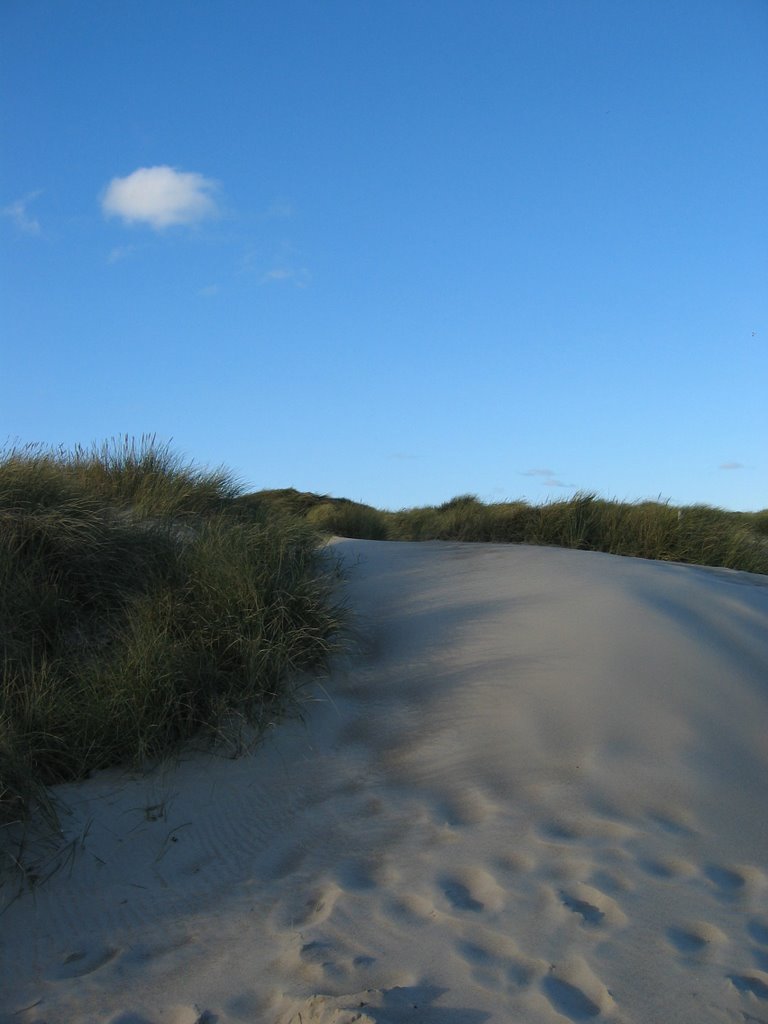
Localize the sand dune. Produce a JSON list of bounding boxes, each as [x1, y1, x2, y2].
[[2, 539, 767, 1023]]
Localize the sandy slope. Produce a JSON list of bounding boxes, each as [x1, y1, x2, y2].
[[1, 539, 768, 1024]]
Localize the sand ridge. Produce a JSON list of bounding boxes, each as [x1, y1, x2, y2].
[[1, 539, 767, 1023]]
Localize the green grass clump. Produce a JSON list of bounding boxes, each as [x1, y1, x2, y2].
[[748, 510, 768, 537], [235, 487, 336, 519], [242, 488, 389, 539], [391, 493, 767, 573], [68, 434, 241, 517], [517, 494, 768, 571], [305, 499, 389, 540], [1, 442, 343, 824], [388, 495, 535, 543], [250, 484, 767, 575]]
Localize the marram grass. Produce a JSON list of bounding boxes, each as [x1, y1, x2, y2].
[[249, 489, 768, 575], [0, 442, 344, 825]]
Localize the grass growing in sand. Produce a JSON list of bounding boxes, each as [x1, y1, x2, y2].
[[247, 489, 768, 575], [4, 447, 764, 824], [0, 439, 343, 823]]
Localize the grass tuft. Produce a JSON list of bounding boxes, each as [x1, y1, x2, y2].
[[0, 442, 343, 827], [250, 488, 768, 575], [305, 500, 389, 540]]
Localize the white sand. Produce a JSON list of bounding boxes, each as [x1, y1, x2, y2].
[[2, 539, 768, 1024]]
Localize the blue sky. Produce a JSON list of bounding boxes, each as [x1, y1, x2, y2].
[[2, 0, 766, 511]]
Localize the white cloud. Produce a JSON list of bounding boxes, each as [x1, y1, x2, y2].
[[101, 166, 218, 229], [521, 468, 557, 478], [719, 462, 744, 470], [2, 191, 42, 235]]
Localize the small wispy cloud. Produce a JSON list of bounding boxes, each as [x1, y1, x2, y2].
[[199, 283, 220, 297], [389, 452, 420, 461], [719, 461, 744, 470], [2, 191, 42, 235], [241, 239, 311, 288], [260, 266, 311, 288], [101, 166, 219, 229], [107, 244, 137, 264], [520, 468, 574, 488], [261, 268, 293, 282]]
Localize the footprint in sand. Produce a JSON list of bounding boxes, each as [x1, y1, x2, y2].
[[456, 934, 537, 993], [542, 808, 637, 845], [438, 786, 496, 827], [704, 864, 749, 902], [647, 809, 696, 837], [542, 976, 601, 1020], [589, 867, 635, 895], [666, 922, 726, 958], [386, 892, 439, 926], [51, 946, 119, 980], [496, 851, 535, 875], [122, 935, 194, 966], [558, 883, 628, 929], [299, 940, 336, 966], [560, 891, 604, 927], [541, 958, 615, 1022], [353, 955, 377, 969], [748, 917, 768, 946], [273, 881, 341, 929], [334, 858, 378, 891], [728, 972, 768, 1000], [440, 868, 505, 915], [443, 878, 484, 912], [539, 819, 582, 842], [637, 855, 695, 880], [298, 940, 378, 985]]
